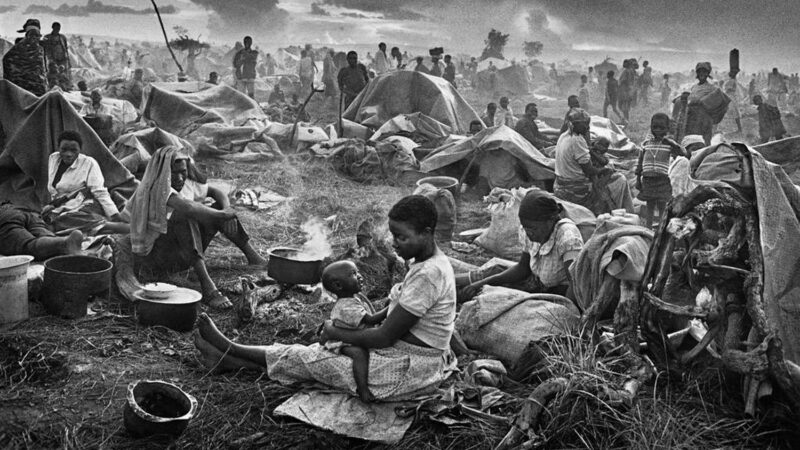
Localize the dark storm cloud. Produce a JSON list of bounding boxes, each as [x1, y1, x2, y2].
[[310, 3, 331, 16], [24, 1, 176, 17], [0, 5, 16, 14], [189, 0, 289, 34]]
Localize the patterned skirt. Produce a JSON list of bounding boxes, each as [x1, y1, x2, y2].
[[264, 340, 457, 401]]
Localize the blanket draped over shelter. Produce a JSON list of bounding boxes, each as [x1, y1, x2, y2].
[[0, 80, 137, 211], [571, 224, 654, 312], [343, 71, 481, 134]]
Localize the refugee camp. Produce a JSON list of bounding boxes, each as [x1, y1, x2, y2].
[[4, 0, 800, 448]]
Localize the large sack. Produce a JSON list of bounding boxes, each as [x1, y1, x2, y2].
[[456, 286, 579, 365], [413, 183, 456, 242]]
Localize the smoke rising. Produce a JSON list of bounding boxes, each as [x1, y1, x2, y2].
[[297, 217, 333, 261]]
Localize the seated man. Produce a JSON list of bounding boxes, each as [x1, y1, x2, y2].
[[268, 84, 285, 104], [43, 130, 129, 235], [514, 103, 555, 149], [120, 146, 267, 309], [553, 109, 633, 215], [0, 202, 83, 261], [80, 89, 115, 145]]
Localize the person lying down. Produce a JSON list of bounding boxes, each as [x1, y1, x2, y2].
[[321, 260, 388, 402]]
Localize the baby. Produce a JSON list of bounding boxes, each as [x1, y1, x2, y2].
[[321, 260, 388, 402]]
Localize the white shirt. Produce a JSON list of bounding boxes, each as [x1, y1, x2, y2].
[[166, 179, 209, 219], [48, 152, 119, 217], [374, 50, 389, 74], [493, 106, 517, 127], [80, 102, 111, 116]]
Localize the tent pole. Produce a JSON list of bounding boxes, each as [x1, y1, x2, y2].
[[150, 0, 183, 74]]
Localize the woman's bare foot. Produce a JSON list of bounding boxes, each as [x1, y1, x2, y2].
[[193, 331, 263, 372], [197, 312, 235, 352], [357, 386, 376, 403]]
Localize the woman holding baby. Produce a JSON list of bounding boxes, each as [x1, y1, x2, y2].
[[194, 195, 458, 401]]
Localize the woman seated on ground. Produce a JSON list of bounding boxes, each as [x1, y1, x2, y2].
[[43, 130, 129, 235], [460, 190, 584, 302], [120, 145, 266, 309], [194, 195, 458, 401]]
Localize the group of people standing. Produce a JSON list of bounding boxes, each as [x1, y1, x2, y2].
[[3, 18, 73, 96]]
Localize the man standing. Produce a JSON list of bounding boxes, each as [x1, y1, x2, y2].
[[43, 22, 71, 86], [603, 71, 625, 124], [430, 54, 443, 77], [127, 68, 145, 109], [639, 60, 653, 106], [514, 103, 554, 149], [374, 42, 389, 75], [322, 50, 338, 103], [3, 19, 48, 96], [233, 36, 258, 98], [723, 71, 743, 133], [767, 67, 788, 107], [265, 53, 277, 76], [337, 51, 369, 109], [753, 95, 787, 143], [443, 54, 456, 88], [297, 49, 317, 96]]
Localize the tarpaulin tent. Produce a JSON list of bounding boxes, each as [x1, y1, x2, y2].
[[370, 112, 452, 142], [142, 83, 267, 136], [475, 65, 530, 95], [420, 124, 555, 187], [110, 127, 194, 177], [0, 80, 137, 210], [343, 70, 481, 135]]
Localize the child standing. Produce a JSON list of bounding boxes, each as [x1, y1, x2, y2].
[[753, 94, 787, 143], [321, 260, 388, 402], [636, 113, 686, 228]]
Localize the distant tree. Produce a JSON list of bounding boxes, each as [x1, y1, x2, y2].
[[523, 41, 544, 58], [170, 26, 210, 79], [480, 28, 509, 60]]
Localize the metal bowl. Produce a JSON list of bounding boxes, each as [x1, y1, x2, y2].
[[123, 380, 197, 438], [134, 287, 201, 332], [142, 282, 177, 300], [267, 247, 323, 285]]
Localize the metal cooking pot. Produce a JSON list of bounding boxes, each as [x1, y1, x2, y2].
[[267, 247, 323, 285], [134, 287, 201, 332], [123, 380, 197, 438]]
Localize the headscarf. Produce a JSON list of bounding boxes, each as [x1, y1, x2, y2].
[[518, 190, 564, 222], [681, 135, 705, 148], [123, 145, 188, 255], [695, 62, 712, 76]]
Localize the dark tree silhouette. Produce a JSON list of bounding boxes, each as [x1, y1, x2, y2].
[[480, 29, 509, 60]]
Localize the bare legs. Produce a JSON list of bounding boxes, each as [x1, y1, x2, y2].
[[194, 313, 269, 371], [643, 200, 666, 228], [340, 346, 375, 402]]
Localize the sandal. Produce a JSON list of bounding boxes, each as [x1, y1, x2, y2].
[[203, 289, 233, 310]]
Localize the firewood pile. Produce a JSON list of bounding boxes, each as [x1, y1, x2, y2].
[[640, 183, 800, 415]]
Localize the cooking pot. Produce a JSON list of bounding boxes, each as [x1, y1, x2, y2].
[[134, 287, 201, 332], [123, 380, 197, 438], [267, 247, 323, 285]]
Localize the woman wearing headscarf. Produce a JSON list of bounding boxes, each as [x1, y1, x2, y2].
[[686, 62, 730, 145], [119, 145, 266, 309], [460, 190, 584, 301]]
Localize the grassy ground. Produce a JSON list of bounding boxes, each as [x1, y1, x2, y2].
[[2, 85, 800, 449]]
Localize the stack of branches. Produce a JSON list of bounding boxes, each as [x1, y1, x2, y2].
[[639, 183, 800, 416]]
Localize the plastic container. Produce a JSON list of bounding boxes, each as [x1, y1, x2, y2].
[[41, 255, 113, 319], [0, 255, 34, 324]]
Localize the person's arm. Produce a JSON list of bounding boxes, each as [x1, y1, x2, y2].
[[167, 193, 235, 223], [206, 185, 230, 209], [665, 138, 686, 158], [635, 145, 645, 189], [460, 253, 532, 301], [323, 305, 419, 349], [85, 158, 120, 218], [362, 306, 389, 326]]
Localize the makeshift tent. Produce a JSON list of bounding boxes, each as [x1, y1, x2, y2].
[[477, 57, 511, 72], [0, 80, 137, 211], [63, 90, 138, 124], [110, 127, 194, 177], [753, 136, 800, 184], [370, 112, 452, 142], [69, 46, 104, 71], [475, 65, 530, 95], [420, 125, 555, 188], [143, 83, 267, 135], [343, 70, 481, 135]]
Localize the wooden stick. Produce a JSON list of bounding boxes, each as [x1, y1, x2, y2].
[[643, 292, 708, 319], [614, 281, 641, 354], [150, 0, 183, 73], [679, 324, 719, 364]]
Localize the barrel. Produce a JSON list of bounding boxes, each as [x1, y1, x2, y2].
[[41, 255, 113, 319], [0, 255, 34, 324]]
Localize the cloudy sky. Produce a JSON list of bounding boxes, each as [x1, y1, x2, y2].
[[2, 0, 799, 71]]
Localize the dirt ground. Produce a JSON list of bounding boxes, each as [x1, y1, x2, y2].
[[2, 82, 799, 449]]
